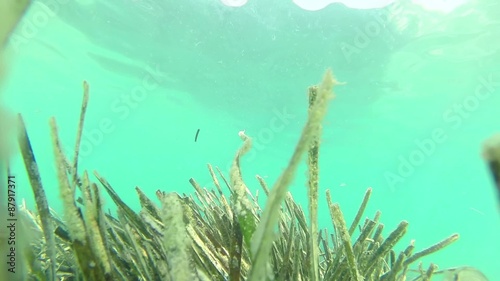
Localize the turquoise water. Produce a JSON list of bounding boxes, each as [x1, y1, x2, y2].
[[3, 0, 500, 279]]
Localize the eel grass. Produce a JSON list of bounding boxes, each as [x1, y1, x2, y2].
[[11, 70, 463, 281]]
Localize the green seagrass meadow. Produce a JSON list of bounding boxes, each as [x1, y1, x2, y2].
[[1, 1, 497, 280]]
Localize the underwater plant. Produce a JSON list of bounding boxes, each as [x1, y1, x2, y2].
[[0, 0, 30, 47], [0, 2, 31, 281], [483, 134, 500, 207], [0, 0, 31, 161], [0, 2, 490, 281], [8, 70, 478, 281]]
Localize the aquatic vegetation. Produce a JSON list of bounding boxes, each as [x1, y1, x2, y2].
[[0, 2, 31, 281], [0, 0, 30, 47], [0, 2, 492, 280], [483, 134, 500, 205], [9, 70, 481, 281], [0, 0, 30, 159]]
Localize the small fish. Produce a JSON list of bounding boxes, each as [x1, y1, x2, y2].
[[194, 129, 200, 142], [443, 266, 489, 281]]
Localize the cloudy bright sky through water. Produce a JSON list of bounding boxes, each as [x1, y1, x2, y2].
[[220, 0, 469, 13]]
